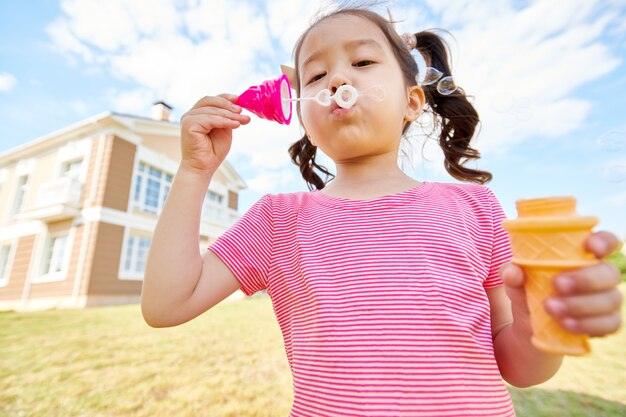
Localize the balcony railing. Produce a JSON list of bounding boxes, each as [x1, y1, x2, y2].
[[201, 203, 239, 227], [16, 177, 83, 222]]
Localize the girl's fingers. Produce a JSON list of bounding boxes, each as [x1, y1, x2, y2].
[[553, 262, 621, 296], [190, 115, 241, 133], [184, 107, 250, 125], [189, 94, 240, 111], [545, 289, 623, 318], [558, 312, 622, 336], [585, 231, 621, 258], [500, 263, 530, 314], [500, 262, 525, 288]]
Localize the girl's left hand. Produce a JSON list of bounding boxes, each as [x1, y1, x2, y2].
[[502, 231, 623, 337]]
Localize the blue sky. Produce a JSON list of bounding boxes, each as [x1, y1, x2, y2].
[[1, 0, 625, 238]]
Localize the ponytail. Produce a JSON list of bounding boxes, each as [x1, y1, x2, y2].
[[413, 31, 492, 184], [288, 134, 335, 191]]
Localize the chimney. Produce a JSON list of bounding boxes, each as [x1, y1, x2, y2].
[[151, 101, 173, 122]]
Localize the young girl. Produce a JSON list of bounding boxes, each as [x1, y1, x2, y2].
[[142, 7, 623, 417]]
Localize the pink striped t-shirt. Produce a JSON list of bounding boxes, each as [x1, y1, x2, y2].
[[210, 182, 515, 417]]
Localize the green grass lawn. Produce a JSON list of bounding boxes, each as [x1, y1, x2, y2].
[[1, 287, 625, 417]]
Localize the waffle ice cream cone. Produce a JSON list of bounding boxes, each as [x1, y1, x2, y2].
[[502, 196, 598, 355]]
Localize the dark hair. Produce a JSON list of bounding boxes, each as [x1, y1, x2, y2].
[[288, 7, 492, 190]]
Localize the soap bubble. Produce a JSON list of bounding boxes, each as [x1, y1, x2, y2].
[[597, 131, 626, 152], [416, 67, 458, 95], [514, 100, 533, 122], [437, 76, 457, 95], [491, 93, 516, 113], [605, 165, 626, 183], [420, 67, 444, 86]]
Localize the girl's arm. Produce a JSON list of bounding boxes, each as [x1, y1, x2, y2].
[[141, 166, 242, 327], [141, 94, 250, 327], [489, 231, 622, 387]]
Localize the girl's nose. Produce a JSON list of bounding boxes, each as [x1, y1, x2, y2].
[[328, 73, 350, 94]]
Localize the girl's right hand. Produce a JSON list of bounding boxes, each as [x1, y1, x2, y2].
[[179, 94, 251, 176]]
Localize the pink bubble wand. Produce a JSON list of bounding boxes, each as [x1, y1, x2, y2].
[[236, 74, 293, 125]]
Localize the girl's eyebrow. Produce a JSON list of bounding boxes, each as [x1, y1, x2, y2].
[[300, 38, 384, 72]]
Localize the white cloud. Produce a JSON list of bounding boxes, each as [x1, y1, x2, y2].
[[231, 115, 303, 170], [0, 72, 17, 92], [246, 167, 297, 193], [46, 18, 95, 63], [107, 88, 155, 115], [266, 0, 324, 54]]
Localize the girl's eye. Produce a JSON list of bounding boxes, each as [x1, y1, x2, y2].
[[354, 60, 375, 67], [308, 73, 325, 84]]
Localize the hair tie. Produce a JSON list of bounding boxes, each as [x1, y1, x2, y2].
[[400, 33, 416, 51]]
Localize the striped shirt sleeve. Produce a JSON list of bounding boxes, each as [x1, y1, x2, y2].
[[208, 194, 274, 296], [484, 188, 513, 288]]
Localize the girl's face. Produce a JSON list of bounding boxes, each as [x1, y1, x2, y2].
[[297, 15, 420, 162]]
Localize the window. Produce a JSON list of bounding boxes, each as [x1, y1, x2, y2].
[[61, 159, 83, 179], [11, 175, 28, 216], [202, 190, 227, 223], [206, 190, 223, 204], [122, 234, 152, 277], [133, 162, 172, 214], [0, 244, 11, 285], [41, 234, 69, 275]]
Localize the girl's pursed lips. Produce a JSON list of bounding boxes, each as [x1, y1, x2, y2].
[[331, 106, 353, 118]]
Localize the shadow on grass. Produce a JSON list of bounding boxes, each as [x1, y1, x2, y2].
[[509, 386, 626, 417]]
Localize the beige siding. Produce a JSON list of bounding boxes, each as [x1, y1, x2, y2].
[[67, 224, 84, 291], [20, 152, 56, 213], [141, 134, 181, 162], [75, 220, 99, 298], [81, 136, 101, 208], [212, 168, 228, 185], [101, 136, 136, 211], [0, 235, 34, 300], [88, 222, 142, 296]]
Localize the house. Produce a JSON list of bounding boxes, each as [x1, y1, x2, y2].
[[0, 102, 246, 311]]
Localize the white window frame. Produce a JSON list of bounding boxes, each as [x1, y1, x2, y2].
[[206, 190, 223, 205], [132, 162, 172, 215], [57, 138, 90, 183], [0, 168, 6, 210], [59, 158, 84, 180], [33, 230, 73, 283], [0, 240, 16, 287], [119, 228, 152, 281], [11, 174, 29, 218]]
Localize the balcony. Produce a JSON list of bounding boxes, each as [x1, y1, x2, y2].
[[201, 204, 239, 227], [16, 177, 83, 222]]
